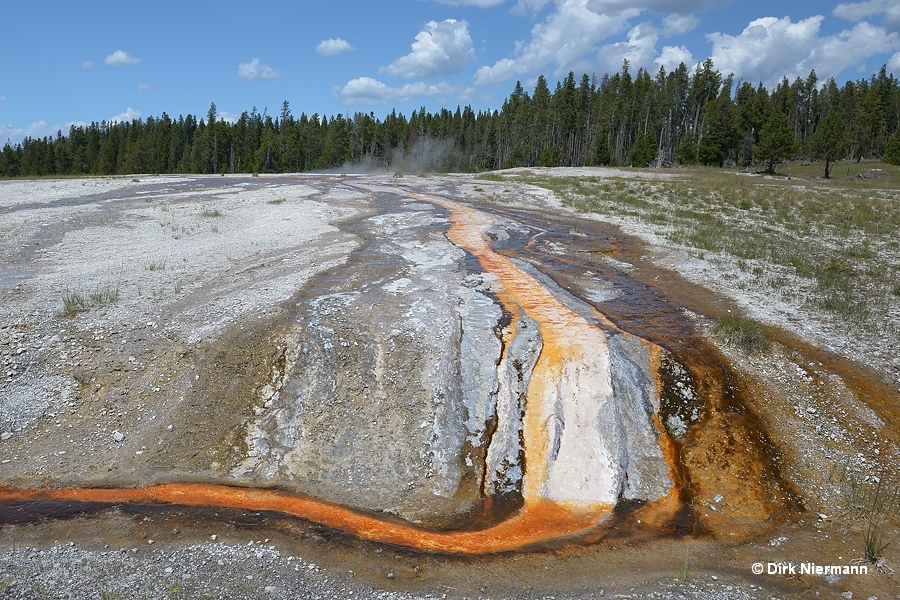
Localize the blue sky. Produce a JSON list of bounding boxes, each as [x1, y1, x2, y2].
[[2, 0, 899, 143]]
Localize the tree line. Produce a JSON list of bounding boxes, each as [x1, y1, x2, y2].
[[3, 59, 900, 179]]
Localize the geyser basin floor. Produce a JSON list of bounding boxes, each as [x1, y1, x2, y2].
[[0, 172, 897, 599]]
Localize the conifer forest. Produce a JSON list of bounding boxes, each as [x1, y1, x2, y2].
[[4, 59, 900, 178]]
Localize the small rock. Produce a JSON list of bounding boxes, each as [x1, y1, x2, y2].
[[113, 430, 125, 442], [1, 432, 12, 441], [387, 570, 395, 579]]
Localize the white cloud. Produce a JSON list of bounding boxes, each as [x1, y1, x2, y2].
[[217, 111, 240, 124], [890, 51, 900, 73], [834, 0, 900, 32], [2, 121, 89, 144], [382, 19, 475, 79], [474, 0, 639, 86], [316, 38, 356, 56], [662, 13, 699, 35], [0, 95, 6, 102], [136, 83, 156, 91], [337, 76, 473, 105], [596, 22, 658, 75], [82, 60, 94, 69], [654, 45, 695, 72], [109, 108, 141, 124], [238, 58, 281, 82], [1, 121, 50, 143], [104, 50, 142, 67], [708, 16, 900, 87], [512, 0, 554, 14]]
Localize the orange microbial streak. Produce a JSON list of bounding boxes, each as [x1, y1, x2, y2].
[[0, 484, 607, 554], [0, 184, 678, 554]]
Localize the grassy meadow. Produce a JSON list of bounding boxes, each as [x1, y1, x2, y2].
[[481, 162, 900, 337]]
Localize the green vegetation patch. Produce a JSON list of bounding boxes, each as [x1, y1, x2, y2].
[[200, 206, 224, 218], [515, 170, 900, 338], [62, 285, 120, 316], [712, 314, 771, 354]]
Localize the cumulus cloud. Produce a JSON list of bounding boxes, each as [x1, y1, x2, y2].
[[337, 76, 473, 105], [708, 16, 899, 87], [104, 50, 142, 67], [238, 58, 281, 82], [663, 13, 700, 35], [512, 0, 554, 13], [2, 121, 89, 144], [109, 108, 141, 124], [474, 0, 639, 86], [596, 22, 658, 75], [217, 111, 240, 124], [382, 19, 475, 79], [890, 51, 900, 72], [654, 45, 695, 71], [316, 38, 356, 56], [834, 0, 900, 32], [1, 121, 50, 143], [81, 60, 94, 69]]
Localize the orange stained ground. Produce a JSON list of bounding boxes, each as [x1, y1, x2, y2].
[[0, 185, 679, 554], [0, 484, 610, 554]]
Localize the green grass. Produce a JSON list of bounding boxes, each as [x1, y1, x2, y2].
[[509, 165, 900, 337], [62, 284, 120, 315], [830, 461, 898, 568], [863, 518, 888, 564], [267, 198, 285, 205], [712, 314, 771, 354], [62, 291, 89, 315], [88, 285, 120, 305], [200, 206, 224, 217]]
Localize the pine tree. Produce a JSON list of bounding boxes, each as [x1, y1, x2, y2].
[[811, 110, 848, 178], [631, 131, 657, 167], [884, 131, 900, 165], [754, 110, 795, 174]]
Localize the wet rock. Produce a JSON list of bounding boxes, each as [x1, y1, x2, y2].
[[607, 333, 674, 502], [485, 314, 542, 496]]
